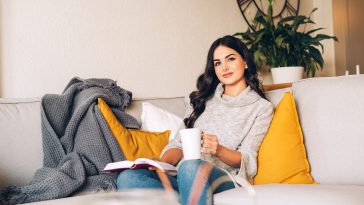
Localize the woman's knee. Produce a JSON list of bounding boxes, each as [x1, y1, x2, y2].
[[116, 169, 153, 190], [178, 159, 206, 181], [178, 159, 207, 171]]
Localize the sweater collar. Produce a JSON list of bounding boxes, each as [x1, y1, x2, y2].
[[212, 83, 261, 107]]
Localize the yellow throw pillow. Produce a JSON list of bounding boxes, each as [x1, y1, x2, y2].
[[253, 92, 315, 184], [97, 98, 170, 161]]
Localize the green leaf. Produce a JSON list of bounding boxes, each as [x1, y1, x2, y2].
[[308, 46, 324, 68], [305, 28, 324, 35], [275, 36, 285, 47]]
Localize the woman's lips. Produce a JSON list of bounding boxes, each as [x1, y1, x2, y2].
[[222, 72, 233, 78]]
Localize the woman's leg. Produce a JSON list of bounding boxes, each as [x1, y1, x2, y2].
[[116, 169, 178, 191], [177, 160, 235, 205]]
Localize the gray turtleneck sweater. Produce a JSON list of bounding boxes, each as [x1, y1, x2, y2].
[[161, 83, 273, 185]]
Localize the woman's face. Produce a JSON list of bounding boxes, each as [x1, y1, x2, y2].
[[213, 45, 247, 86]]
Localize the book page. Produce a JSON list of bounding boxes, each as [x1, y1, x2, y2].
[[104, 160, 134, 171], [103, 158, 178, 176], [134, 158, 177, 172]]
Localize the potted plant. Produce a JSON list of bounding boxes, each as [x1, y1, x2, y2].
[[234, 0, 338, 84]]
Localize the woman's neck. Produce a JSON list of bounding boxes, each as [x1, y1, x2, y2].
[[223, 80, 247, 97]]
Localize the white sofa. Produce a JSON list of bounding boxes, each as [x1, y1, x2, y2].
[[1, 75, 364, 205]]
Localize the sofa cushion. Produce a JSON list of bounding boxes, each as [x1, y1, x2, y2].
[[125, 97, 186, 125], [0, 98, 43, 190], [140, 102, 183, 141], [98, 98, 170, 160], [254, 92, 314, 184], [214, 184, 364, 205], [292, 75, 364, 185], [264, 87, 292, 107]]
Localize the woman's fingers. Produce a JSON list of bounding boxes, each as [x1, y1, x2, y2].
[[201, 136, 218, 147], [201, 146, 217, 155], [148, 166, 157, 171], [148, 158, 159, 171], [200, 132, 219, 155]]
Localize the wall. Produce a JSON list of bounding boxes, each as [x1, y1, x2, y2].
[[332, 0, 348, 76], [333, 0, 364, 75], [0, 1, 2, 97], [347, 0, 364, 74], [300, 0, 336, 77], [312, 0, 336, 77], [0, 0, 247, 98], [0, 0, 336, 98]]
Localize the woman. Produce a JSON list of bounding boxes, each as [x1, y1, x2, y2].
[[116, 35, 273, 205]]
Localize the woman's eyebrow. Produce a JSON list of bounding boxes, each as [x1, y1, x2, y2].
[[225, 54, 235, 59], [213, 54, 235, 62]]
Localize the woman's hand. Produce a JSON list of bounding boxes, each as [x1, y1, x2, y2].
[[148, 158, 160, 171], [201, 132, 222, 156]]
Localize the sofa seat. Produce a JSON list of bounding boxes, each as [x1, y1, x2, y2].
[[32, 189, 180, 205], [214, 184, 364, 205], [31, 184, 364, 205]]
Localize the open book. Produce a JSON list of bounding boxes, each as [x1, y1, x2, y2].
[[104, 158, 177, 176]]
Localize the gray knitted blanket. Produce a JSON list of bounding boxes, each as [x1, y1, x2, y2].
[[0, 77, 139, 204]]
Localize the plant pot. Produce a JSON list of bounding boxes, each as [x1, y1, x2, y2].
[[271, 66, 304, 84]]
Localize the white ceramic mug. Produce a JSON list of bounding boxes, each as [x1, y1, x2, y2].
[[179, 128, 202, 160]]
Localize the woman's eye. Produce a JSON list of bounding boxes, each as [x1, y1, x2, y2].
[[214, 62, 221, 67], [228, 57, 236, 62]]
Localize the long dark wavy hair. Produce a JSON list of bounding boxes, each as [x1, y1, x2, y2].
[[184, 35, 266, 128]]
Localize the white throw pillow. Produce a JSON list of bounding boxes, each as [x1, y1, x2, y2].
[[141, 102, 183, 141]]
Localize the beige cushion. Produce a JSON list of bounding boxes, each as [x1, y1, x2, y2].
[[140, 102, 183, 141], [214, 184, 364, 205], [264, 87, 292, 107], [292, 75, 364, 185], [0, 98, 43, 189], [125, 97, 185, 125]]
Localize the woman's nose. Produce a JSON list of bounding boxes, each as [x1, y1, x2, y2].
[[222, 62, 229, 71]]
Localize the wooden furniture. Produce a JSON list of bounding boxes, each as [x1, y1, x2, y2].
[[262, 83, 292, 92]]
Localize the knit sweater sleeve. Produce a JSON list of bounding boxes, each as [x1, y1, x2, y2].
[[236, 101, 273, 183], [160, 96, 193, 157]]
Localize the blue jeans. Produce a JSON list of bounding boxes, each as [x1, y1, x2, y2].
[[116, 159, 236, 205]]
